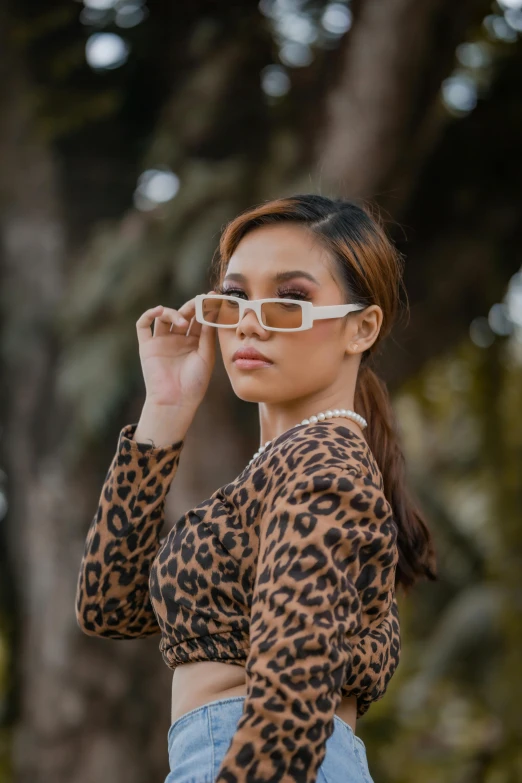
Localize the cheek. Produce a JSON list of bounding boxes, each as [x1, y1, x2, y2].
[[279, 322, 341, 371], [218, 330, 230, 357], [292, 318, 341, 350], [303, 319, 336, 345]]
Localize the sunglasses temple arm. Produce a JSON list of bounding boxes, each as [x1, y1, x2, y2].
[[312, 304, 363, 320], [185, 315, 196, 336], [169, 314, 196, 335]]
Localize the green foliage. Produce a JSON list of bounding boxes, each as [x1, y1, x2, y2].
[[360, 335, 522, 781]]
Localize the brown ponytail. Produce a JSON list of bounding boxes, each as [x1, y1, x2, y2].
[[355, 362, 437, 592], [211, 194, 438, 593]]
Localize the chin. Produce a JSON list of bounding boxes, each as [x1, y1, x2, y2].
[[226, 374, 268, 401], [227, 378, 264, 400], [235, 392, 264, 403]]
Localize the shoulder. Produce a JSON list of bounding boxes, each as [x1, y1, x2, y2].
[[255, 420, 381, 481], [250, 421, 397, 550], [249, 420, 386, 506]]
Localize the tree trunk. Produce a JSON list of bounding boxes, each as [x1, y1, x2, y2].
[[0, 9, 177, 781]]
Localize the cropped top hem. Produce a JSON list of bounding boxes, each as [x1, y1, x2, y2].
[[160, 629, 251, 670], [160, 631, 375, 718], [156, 610, 398, 723]]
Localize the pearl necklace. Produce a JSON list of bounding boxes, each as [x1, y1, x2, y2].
[[248, 408, 367, 467]]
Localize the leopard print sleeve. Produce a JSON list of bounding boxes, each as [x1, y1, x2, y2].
[[215, 461, 398, 783], [75, 423, 184, 639]]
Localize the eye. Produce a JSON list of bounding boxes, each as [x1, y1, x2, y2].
[[216, 286, 247, 299], [276, 287, 311, 301], [215, 285, 310, 301]]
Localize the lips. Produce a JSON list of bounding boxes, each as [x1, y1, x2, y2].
[[232, 347, 272, 362]]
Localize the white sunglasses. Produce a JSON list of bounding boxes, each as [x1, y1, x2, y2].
[[193, 293, 366, 332]]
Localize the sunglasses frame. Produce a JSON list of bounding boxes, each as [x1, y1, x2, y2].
[[194, 293, 366, 332]]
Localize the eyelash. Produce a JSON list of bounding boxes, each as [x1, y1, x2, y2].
[[215, 285, 311, 301]]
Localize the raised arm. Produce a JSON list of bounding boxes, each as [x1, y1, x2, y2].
[[76, 291, 218, 639], [215, 462, 398, 783], [75, 422, 184, 639]]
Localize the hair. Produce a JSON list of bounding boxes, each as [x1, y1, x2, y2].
[[210, 194, 437, 593]]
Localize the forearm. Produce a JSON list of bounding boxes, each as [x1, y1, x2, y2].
[[75, 422, 185, 638]]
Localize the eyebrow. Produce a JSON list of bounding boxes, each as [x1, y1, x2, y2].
[[223, 270, 320, 285]]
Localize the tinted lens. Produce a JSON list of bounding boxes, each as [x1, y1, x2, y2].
[[201, 296, 303, 329], [260, 301, 303, 329], [201, 296, 240, 325]]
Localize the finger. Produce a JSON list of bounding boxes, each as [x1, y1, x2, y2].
[[195, 291, 218, 361], [176, 297, 197, 320], [153, 306, 191, 337], [168, 314, 198, 337], [176, 289, 216, 321], [137, 292, 215, 341], [161, 299, 199, 337], [197, 322, 217, 366], [181, 315, 198, 338], [136, 305, 166, 343], [174, 290, 216, 338]]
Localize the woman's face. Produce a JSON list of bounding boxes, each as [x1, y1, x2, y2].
[[216, 222, 372, 406]]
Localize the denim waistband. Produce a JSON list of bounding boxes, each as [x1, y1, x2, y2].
[[167, 695, 366, 751]]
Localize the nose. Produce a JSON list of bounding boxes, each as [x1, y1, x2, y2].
[[237, 304, 264, 332], [241, 304, 258, 321]]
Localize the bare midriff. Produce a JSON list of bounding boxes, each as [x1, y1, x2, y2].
[[171, 661, 358, 734]]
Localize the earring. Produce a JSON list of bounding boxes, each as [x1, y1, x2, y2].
[[352, 343, 358, 350]]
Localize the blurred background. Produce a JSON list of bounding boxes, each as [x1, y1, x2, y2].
[[0, 0, 521, 781]]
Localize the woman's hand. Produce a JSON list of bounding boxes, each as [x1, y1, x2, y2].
[[135, 292, 217, 411]]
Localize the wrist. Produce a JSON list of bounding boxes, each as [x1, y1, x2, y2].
[[134, 401, 196, 447]]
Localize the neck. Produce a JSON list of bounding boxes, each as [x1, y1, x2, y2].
[[258, 399, 362, 446]]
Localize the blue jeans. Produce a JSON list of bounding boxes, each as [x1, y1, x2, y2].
[[164, 695, 374, 783]]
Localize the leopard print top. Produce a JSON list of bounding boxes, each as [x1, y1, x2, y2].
[[76, 419, 401, 782]]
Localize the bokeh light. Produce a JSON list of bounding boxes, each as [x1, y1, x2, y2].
[[83, 0, 117, 9], [116, 3, 148, 28], [276, 12, 317, 44], [456, 41, 492, 69], [505, 270, 522, 327], [488, 302, 513, 336], [497, 0, 522, 10], [441, 73, 478, 113], [85, 32, 130, 69], [261, 64, 291, 96], [134, 168, 180, 211], [504, 8, 522, 31], [321, 3, 352, 35], [483, 14, 519, 42], [470, 316, 495, 348], [279, 41, 314, 67]]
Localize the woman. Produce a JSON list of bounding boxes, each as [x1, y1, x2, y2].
[[76, 194, 437, 783]]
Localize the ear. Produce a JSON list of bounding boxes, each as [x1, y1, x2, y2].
[[345, 305, 383, 356]]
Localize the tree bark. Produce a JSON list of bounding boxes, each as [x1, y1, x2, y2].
[[0, 8, 176, 781], [316, 0, 491, 212]]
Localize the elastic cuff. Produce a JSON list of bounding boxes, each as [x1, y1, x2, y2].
[[119, 423, 185, 454]]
